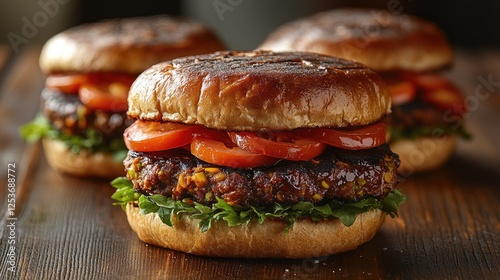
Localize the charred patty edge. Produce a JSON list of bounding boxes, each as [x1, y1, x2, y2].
[[41, 88, 132, 140], [125, 144, 400, 208]]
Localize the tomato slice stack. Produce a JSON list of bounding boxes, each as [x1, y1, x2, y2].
[[386, 72, 466, 116], [124, 120, 387, 168], [407, 73, 467, 115], [45, 73, 136, 111]]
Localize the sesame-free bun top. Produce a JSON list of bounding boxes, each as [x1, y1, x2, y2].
[[39, 15, 225, 75], [258, 8, 453, 72], [127, 51, 391, 131]]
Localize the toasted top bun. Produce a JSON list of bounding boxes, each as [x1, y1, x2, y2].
[[127, 51, 391, 131], [258, 8, 453, 72], [39, 15, 225, 75]]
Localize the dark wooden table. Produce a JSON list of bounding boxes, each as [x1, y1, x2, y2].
[[1, 45, 499, 279]]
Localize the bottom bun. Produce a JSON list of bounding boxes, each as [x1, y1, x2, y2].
[[390, 134, 456, 175], [126, 203, 385, 259], [42, 138, 125, 178]]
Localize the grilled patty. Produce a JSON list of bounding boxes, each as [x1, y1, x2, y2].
[[125, 144, 400, 207], [41, 88, 132, 139]]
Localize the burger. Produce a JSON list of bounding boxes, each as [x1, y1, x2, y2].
[[20, 15, 225, 178], [111, 51, 406, 258], [258, 8, 470, 174]]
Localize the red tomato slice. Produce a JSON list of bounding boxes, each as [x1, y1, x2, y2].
[[388, 81, 416, 106], [46, 74, 90, 94], [403, 72, 450, 90], [228, 132, 325, 161], [191, 137, 279, 168], [294, 122, 386, 150], [79, 83, 129, 111], [396, 71, 467, 115], [47, 73, 136, 110], [421, 86, 467, 115], [79, 73, 137, 111], [124, 121, 200, 152]]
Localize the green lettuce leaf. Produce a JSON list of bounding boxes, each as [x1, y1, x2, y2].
[[19, 115, 52, 143], [390, 124, 472, 142], [110, 177, 140, 210], [111, 177, 407, 233], [19, 115, 127, 162], [381, 189, 407, 217]]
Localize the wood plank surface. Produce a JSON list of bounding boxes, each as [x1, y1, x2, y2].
[[0, 46, 499, 279]]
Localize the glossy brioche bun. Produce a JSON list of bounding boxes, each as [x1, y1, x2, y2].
[[390, 134, 456, 174], [127, 51, 391, 131], [126, 203, 385, 259], [39, 15, 225, 75], [42, 138, 124, 178], [258, 8, 453, 72]]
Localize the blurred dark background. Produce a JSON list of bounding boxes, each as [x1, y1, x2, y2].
[[1, 0, 500, 50]]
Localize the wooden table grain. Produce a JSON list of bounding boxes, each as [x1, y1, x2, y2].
[[0, 46, 499, 279]]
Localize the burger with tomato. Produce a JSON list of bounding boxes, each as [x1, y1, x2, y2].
[[20, 15, 225, 178], [258, 8, 470, 174], [111, 51, 406, 258]]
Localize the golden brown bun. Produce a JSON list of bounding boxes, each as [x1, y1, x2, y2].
[[128, 51, 391, 131], [126, 203, 385, 259], [390, 135, 456, 174], [258, 8, 453, 72], [42, 138, 124, 178], [39, 15, 225, 75]]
